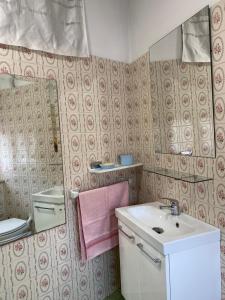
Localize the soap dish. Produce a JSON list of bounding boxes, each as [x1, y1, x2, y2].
[[100, 163, 115, 169]]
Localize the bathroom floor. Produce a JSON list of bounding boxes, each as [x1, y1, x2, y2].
[[105, 290, 124, 300]]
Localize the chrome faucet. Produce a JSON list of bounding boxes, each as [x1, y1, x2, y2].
[[160, 198, 181, 216]]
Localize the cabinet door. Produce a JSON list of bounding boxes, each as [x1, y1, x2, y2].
[[118, 222, 141, 300], [136, 237, 169, 300]]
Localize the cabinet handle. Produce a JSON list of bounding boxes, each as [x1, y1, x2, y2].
[[34, 206, 55, 211], [118, 225, 135, 241], [137, 243, 161, 264]]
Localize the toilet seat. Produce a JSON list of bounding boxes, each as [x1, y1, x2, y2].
[[0, 218, 27, 236], [0, 231, 32, 245], [0, 217, 32, 244]]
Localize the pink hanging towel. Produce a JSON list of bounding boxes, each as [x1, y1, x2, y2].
[[77, 181, 129, 261]]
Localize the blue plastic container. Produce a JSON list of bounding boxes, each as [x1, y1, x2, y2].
[[119, 154, 134, 166]]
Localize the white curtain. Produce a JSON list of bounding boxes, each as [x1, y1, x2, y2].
[[0, 0, 89, 57], [182, 7, 210, 63]]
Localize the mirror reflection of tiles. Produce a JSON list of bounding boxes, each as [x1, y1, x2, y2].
[[0, 75, 65, 245]]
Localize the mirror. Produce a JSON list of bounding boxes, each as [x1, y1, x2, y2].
[[150, 6, 215, 157], [0, 74, 65, 246]]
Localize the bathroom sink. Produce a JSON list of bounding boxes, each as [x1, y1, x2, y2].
[[126, 203, 194, 237], [115, 202, 220, 255], [32, 186, 64, 204]]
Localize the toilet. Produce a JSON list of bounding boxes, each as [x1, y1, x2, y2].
[[0, 216, 32, 245]]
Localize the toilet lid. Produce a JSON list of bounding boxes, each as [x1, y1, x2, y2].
[[0, 218, 27, 235]]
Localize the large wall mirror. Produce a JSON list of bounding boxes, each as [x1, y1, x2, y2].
[[0, 74, 65, 246], [150, 6, 216, 158]]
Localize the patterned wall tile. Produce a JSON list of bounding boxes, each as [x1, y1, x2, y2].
[[130, 2, 225, 299], [0, 41, 143, 299], [0, 79, 63, 220], [1, 2, 225, 299]]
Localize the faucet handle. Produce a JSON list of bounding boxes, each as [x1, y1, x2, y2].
[[160, 197, 178, 205], [160, 197, 180, 215]]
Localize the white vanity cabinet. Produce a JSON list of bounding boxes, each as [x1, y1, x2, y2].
[[119, 222, 169, 300], [135, 235, 169, 300], [119, 223, 141, 300], [118, 220, 221, 300]]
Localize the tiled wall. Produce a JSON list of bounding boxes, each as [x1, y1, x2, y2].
[[0, 182, 5, 220], [0, 47, 139, 299], [1, 1, 225, 299], [130, 1, 225, 299], [0, 81, 63, 220], [127, 55, 152, 167], [150, 59, 214, 157]]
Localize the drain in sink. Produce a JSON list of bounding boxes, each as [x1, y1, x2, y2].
[[152, 227, 164, 234]]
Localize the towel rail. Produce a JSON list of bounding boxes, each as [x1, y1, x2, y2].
[[69, 189, 79, 201], [70, 178, 132, 203]]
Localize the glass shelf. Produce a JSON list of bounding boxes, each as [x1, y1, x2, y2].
[[143, 167, 213, 183]]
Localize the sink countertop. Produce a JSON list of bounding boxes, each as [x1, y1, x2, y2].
[[32, 186, 64, 205], [116, 202, 220, 255]]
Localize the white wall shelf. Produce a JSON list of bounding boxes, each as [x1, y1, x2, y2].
[[88, 163, 143, 174]]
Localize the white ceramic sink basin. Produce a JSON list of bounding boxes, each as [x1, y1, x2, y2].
[[115, 202, 220, 255], [32, 186, 64, 204]]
